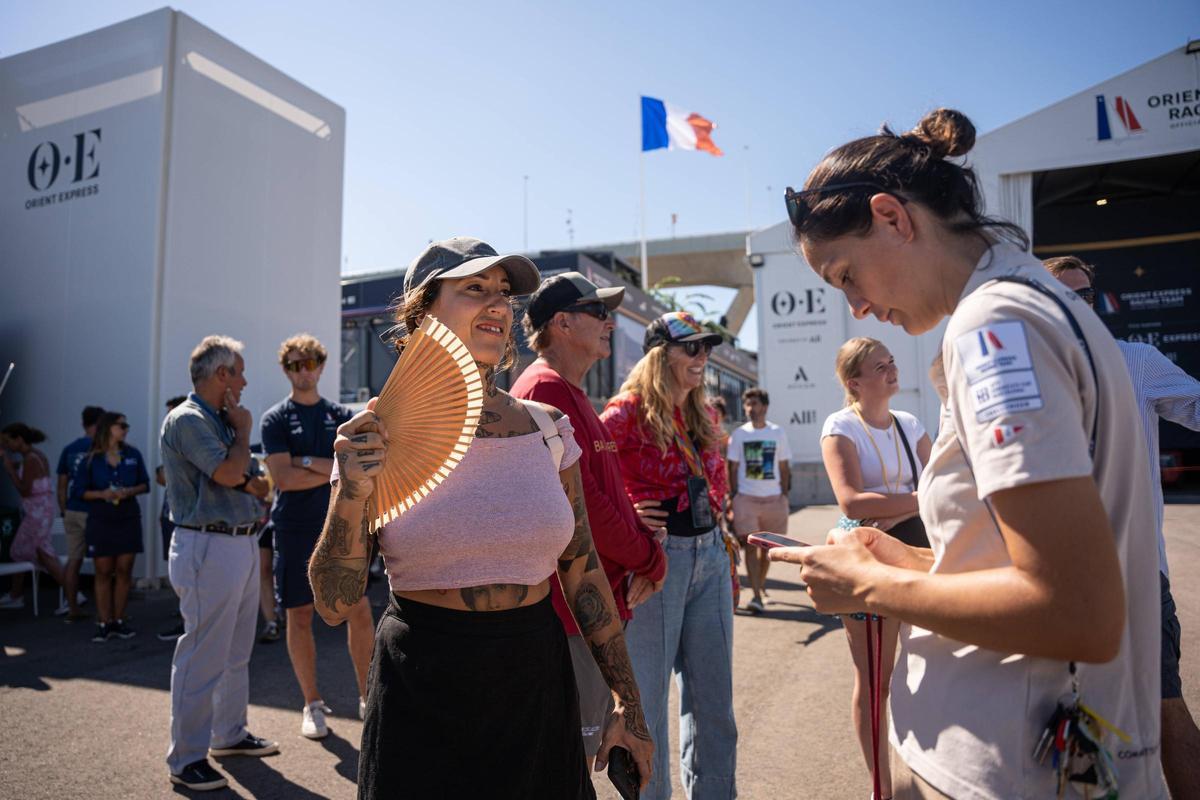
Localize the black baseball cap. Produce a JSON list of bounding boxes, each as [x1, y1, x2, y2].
[[403, 236, 541, 297], [643, 311, 724, 353], [526, 271, 625, 330]]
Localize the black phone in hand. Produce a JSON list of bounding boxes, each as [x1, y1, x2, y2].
[[607, 746, 640, 800]]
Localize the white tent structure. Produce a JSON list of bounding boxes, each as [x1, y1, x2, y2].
[[0, 9, 346, 583], [749, 42, 1199, 504]]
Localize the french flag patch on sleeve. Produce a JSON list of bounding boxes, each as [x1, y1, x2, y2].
[[992, 424, 1025, 447]]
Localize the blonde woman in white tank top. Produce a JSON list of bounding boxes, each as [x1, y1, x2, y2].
[[820, 338, 931, 799]]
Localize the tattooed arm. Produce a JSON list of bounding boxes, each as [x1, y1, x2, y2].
[[310, 402, 388, 626], [556, 461, 654, 786]]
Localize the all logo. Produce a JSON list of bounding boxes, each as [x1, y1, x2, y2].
[[1095, 94, 1143, 141]]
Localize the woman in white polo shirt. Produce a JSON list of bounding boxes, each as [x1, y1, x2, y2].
[[772, 109, 1165, 799], [820, 337, 930, 799]]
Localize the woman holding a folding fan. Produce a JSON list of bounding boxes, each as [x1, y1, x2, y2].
[[308, 237, 652, 800]]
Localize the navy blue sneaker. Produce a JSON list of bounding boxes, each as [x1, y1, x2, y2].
[[209, 733, 279, 757], [169, 759, 228, 791]]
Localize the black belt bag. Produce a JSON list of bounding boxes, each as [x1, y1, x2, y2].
[[178, 521, 260, 537]]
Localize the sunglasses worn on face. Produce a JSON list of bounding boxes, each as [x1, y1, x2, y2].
[[565, 302, 611, 322], [285, 357, 325, 373], [784, 183, 904, 228], [673, 340, 715, 358], [1075, 287, 1096, 305], [117, 422, 130, 430]]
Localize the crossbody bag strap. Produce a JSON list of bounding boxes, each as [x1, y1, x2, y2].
[[891, 413, 920, 490], [521, 400, 565, 471], [949, 275, 1101, 681]]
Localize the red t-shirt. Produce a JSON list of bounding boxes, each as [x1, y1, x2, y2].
[[600, 392, 729, 517], [511, 360, 666, 634]]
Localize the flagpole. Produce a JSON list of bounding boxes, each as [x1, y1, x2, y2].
[[639, 149, 649, 290]]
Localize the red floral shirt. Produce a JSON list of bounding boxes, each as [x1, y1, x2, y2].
[[601, 392, 728, 516]]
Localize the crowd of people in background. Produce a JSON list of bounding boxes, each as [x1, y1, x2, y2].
[[2, 107, 1199, 800]]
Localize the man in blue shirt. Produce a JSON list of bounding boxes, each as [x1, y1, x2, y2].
[[260, 334, 364, 740], [161, 336, 278, 792], [55, 405, 103, 620]]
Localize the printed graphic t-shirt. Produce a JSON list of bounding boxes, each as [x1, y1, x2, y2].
[[260, 397, 352, 529], [726, 421, 793, 497]]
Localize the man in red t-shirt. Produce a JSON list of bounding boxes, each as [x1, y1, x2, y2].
[[512, 271, 667, 766]]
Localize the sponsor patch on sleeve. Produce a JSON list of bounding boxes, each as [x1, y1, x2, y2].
[[953, 320, 1043, 423]]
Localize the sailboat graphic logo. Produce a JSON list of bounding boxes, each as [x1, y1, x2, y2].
[[1096, 94, 1143, 140]]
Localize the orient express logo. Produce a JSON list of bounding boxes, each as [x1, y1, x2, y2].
[[24, 128, 101, 210], [770, 288, 826, 317]]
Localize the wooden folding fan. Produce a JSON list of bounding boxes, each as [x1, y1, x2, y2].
[[367, 315, 484, 528]]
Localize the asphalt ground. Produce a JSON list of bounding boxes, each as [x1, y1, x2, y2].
[[2, 503, 1198, 800]]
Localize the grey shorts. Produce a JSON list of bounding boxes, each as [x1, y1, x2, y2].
[[567, 634, 615, 757], [63, 510, 87, 561]]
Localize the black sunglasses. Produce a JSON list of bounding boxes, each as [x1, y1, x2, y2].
[[1074, 287, 1096, 305], [116, 421, 130, 430], [784, 183, 902, 228], [672, 340, 715, 358], [564, 302, 611, 322]]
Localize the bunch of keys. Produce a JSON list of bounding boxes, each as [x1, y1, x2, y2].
[[1032, 666, 1127, 799]]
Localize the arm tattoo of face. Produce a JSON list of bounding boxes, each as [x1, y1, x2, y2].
[[573, 582, 613, 636], [589, 636, 651, 741], [313, 561, 368, 611], [459, 583, 529, 611]]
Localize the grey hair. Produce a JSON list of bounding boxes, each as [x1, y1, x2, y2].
[[189, 335, 244, 385]]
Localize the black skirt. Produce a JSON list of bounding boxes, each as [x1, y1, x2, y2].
[[85, 501, 143, 558], [358, 594, 596, 800]]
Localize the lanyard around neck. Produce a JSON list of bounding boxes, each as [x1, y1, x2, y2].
[[853, 406, 903, 493]]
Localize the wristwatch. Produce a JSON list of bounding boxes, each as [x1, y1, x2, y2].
[[301, 456, 313, 469]]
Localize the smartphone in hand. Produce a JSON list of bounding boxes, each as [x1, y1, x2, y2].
[[747, 532, 812, 549], [607, 746, 640, 799]]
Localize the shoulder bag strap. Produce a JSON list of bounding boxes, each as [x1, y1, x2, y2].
[[891, 413, 920, 490], [521, 401, 565, 471]]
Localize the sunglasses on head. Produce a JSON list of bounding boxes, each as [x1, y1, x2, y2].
[[784, 182, 902, 228], [564, 302, 611, 322], [284, 357, 325, 373], [1074, 287, 1096, 304], [672, 340, 715, 358]]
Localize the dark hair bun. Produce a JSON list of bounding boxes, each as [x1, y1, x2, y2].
[[910, 108, 975, 159]]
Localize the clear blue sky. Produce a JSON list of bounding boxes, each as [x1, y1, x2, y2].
[[4, 1, 1197, 348]]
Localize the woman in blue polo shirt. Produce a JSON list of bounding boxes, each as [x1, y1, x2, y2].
[[72, 411, 149, 642]]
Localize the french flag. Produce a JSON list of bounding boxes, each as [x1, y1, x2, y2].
[[641, 96, 723, 156]]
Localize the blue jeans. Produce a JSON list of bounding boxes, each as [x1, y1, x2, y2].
[[625, 528, 737, 799]]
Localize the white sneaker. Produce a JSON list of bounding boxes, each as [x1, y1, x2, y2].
[[301, 701, 329, 739], [54, 601, 71, 616], [77, 591, 88, 606], [359, 697, 367, 720], [0, 595, 25, 610]]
